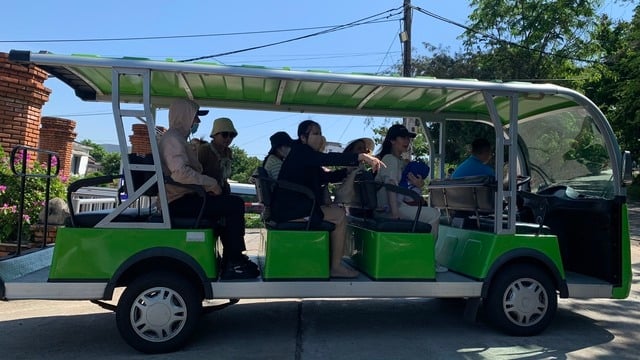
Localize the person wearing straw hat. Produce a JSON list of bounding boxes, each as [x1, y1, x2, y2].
[[159, 101, 258, 280], [198, 117, 238, 195]]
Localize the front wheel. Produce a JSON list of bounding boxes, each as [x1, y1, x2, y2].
[[116, 271, 202, 354], [485, 264, 557, 336]]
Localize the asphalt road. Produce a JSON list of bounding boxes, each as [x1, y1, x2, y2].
[[0, 237, 638, 359]]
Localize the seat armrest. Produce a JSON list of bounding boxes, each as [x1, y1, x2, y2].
[[164, 176, 207, 228]]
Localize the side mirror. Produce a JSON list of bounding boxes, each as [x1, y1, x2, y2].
[[622, 151, 634, 186]]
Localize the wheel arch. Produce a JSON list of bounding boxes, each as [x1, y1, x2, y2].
[[482, 249, 568, 299], [103, 247, 213, 299]]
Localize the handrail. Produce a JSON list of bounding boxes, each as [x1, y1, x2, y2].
[[8, 145, 60, 256]]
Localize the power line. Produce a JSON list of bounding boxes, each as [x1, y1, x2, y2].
[[0, 20, 392, 44], [180, 7, 404, 62]]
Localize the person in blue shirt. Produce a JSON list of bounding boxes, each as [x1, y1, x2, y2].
[[452, 138, 495, 178]]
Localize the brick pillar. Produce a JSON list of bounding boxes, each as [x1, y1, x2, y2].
[[129, 124, 166, 155], [39, 117, 77, 178], [0, 52, 51, 155]]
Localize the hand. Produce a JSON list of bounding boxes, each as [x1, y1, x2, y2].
[[407, 172, 425, 188], [205, 182, 222, 195], [358, 153, 386, 172]]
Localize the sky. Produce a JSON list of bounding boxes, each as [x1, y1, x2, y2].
[[1, 0, 635, 159]]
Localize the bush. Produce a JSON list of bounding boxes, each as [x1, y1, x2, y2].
[[245, 214, 264, 229], [0, 148, 68, 242]]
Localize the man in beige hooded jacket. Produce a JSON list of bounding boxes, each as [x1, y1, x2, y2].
[[159, 99, 259, 280]]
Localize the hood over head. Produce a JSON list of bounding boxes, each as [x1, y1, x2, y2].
[[169, 99, 202, 136]]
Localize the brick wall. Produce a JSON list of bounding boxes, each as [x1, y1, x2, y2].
[[129, 123, 166, 155], [0, 52, 50, 155], [39, 117, 77, 178]]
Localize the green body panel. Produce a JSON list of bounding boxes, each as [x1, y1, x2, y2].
[[349, 225, 436, 280], [50, 228, 217, 280], [262, 230, 330, 280], [613, 204, 632, 298], [436, 226, 565, 280]]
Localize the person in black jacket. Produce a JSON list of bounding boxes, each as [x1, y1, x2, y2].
[[272, 120, 384, 278]]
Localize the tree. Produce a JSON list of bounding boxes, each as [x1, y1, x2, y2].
[[579, 7, 640, 160], [79, 139, 122, 176], [463, 0, 600, 81], [230, 145, 261, 183]]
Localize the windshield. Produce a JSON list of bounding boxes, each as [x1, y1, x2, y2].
[[519, 107, 614, 198]]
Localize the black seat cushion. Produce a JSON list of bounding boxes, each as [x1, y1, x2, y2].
[[265, 220, 335, 232], [361, 218, 432, 233]]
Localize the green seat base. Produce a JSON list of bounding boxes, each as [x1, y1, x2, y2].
[[262, 230, 330, 280], [349, 225, 436, 280]]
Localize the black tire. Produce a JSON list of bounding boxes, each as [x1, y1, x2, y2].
[[116, 271, 202, 354], [485, 264, 557, 336]]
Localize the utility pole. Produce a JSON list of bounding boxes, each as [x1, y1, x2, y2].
[[402, 0, 412, 77], [401, 0, 417, 134]]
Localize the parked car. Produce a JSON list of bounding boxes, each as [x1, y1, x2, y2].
[[229, 181, 263, 214]]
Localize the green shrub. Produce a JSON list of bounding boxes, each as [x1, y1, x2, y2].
[[245, 214, 264, 229]]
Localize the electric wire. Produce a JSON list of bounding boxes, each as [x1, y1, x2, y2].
[[180, 7, 403, 62]]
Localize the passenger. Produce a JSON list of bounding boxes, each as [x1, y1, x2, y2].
[[272, 120, 384, 278], [399, 159, 430, 205], [334, 137, 374, 206], [344, 137, 374, 156], [452, 138, 495, 178], [159, 99, 259, 280], [374, 124, 446, 272], [262, 131, 293, 180], [197, 117, 237, 195]]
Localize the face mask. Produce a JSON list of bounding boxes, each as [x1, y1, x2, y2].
[[190, 122, 199, 135]]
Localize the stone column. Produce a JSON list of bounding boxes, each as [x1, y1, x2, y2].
[[129, 124, 166, 155], [39, 117, 77, 178], [0, 52, 51, 155]]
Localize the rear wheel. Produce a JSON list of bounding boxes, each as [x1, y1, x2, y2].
[[485, 264, 557, 336], [116, 271, 202, 353]]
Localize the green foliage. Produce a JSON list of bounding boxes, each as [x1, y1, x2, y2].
[[581, 9, 640, 161], [80, 139, 108, 163], [102, 152, 122, 175], [80, 139, 121, 175], [0, 148, 68, 242], [563, 121, 609, 174], [464, 0, 598, 81], [230, 145, 261, 183], [244, 214, 263, 229]]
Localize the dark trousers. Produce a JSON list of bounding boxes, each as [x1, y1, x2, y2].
[[169, 193, 246, 261]]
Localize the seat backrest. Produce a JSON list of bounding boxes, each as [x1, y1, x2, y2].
[[354, 170, 378, 210], [254, 167, 274, 221], [127, 153, 158, 197], [428, 175, 496, 213]]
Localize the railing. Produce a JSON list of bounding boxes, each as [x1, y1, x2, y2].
[[71, 186, 151, 213], [9, 145, 59, 256]]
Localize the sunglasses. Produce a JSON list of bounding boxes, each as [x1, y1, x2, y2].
[[218, 132, 236, 139]]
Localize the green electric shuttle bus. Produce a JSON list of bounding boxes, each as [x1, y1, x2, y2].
[[0, 50, 634, 353]]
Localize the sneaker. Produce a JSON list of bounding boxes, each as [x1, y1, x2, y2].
[[221, 260, 260, 280], [436, 264, 448, 273], [221, 255, 258, 272]]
